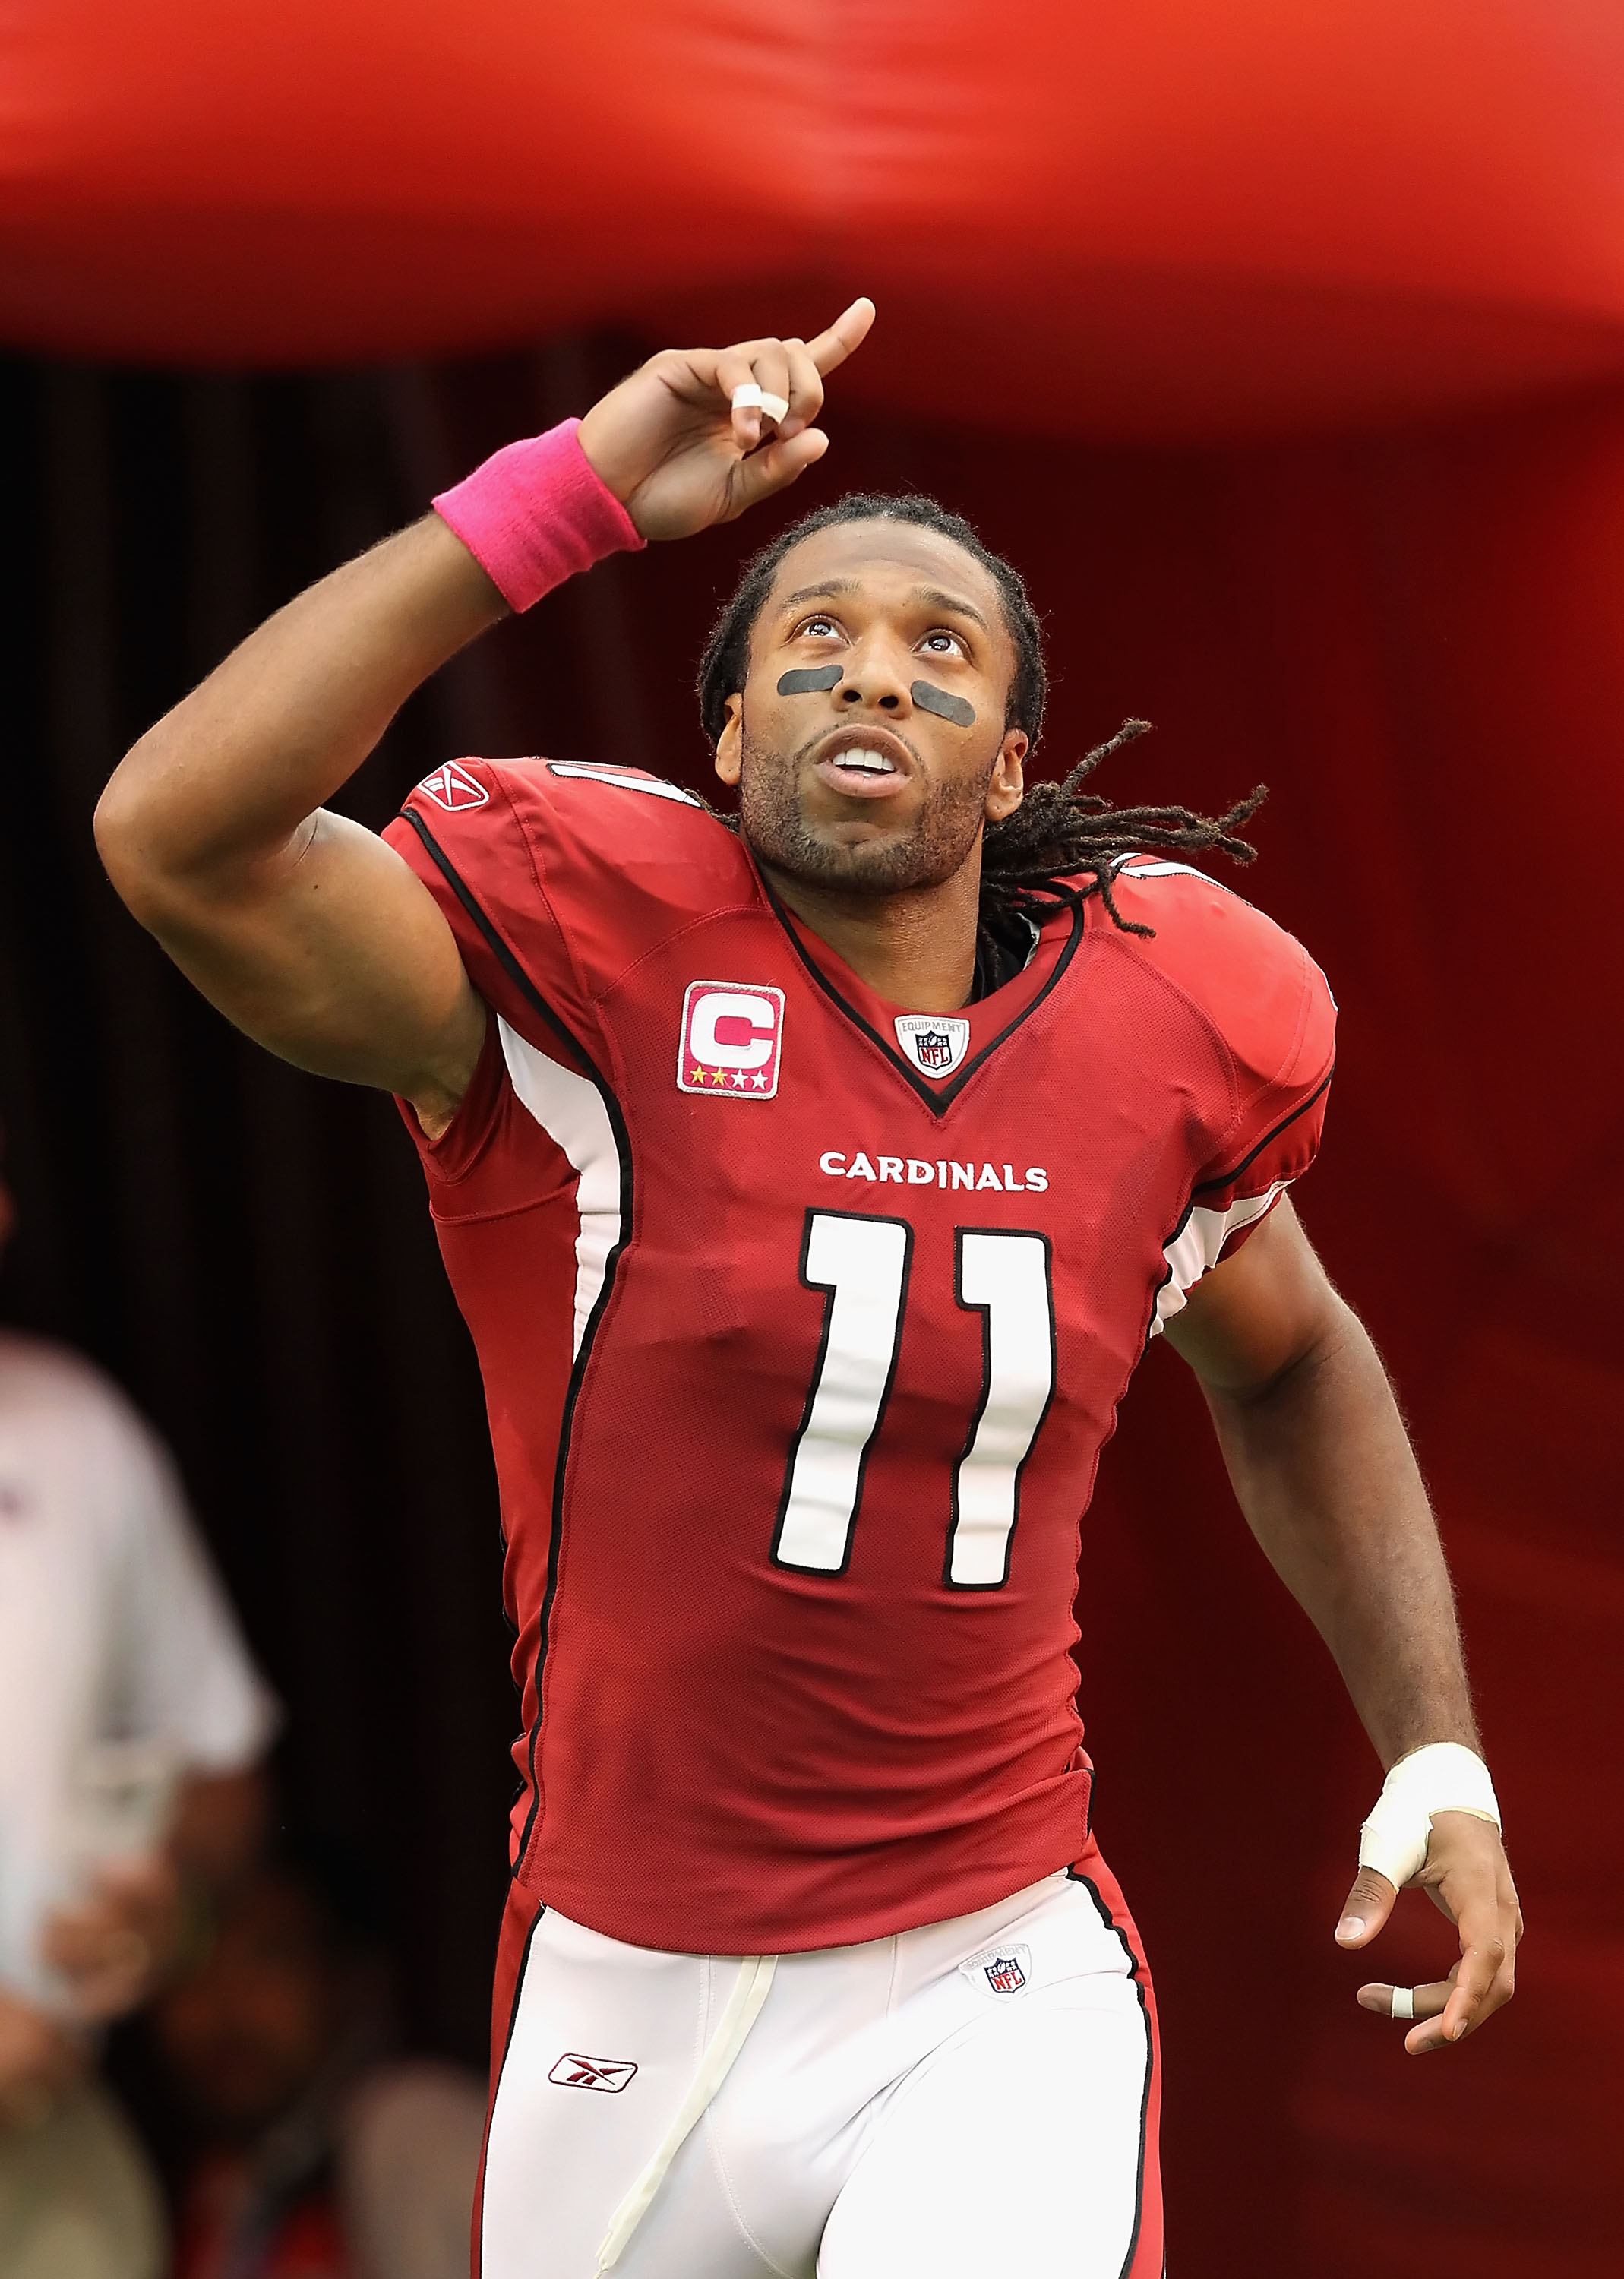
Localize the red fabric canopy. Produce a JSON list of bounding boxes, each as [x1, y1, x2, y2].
[[5, 2, 1624, 432]]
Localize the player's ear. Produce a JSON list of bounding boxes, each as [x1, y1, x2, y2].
[[715, 696, 744, 789], [985, 729, 1025, 822]]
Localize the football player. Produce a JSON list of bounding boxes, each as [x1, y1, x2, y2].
[[96, 300, 1520, 2279]]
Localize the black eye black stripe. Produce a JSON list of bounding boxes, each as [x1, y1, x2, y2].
[[910, 680, 975, 726]]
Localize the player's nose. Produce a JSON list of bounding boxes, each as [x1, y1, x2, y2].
[[836, 643, 912, 714]]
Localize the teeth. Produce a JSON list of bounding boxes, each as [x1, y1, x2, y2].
[[835, 748, 896, 773]]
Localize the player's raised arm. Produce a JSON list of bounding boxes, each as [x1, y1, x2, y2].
[[1164, 1198, 1522, 2056], [93, 300, 875, 1132]]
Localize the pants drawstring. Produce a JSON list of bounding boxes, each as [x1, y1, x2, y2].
[[594, 1953, 778, 2273]]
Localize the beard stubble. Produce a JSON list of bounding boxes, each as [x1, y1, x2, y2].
[[737, 721, 995, 897]]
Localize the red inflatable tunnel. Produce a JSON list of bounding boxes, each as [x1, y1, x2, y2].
[[3, 2, 1624, 431]]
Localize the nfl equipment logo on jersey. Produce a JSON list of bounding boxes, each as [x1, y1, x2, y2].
[[678, 981, 785, 1098], [984, 1953, 1027, 1994], [893, 1013, 969, 1079]]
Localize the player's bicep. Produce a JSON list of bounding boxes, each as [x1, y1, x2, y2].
[[1161, 1197, 1344, 1398], [137, 807, 486, 1117]]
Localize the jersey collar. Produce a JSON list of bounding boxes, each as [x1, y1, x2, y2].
[[760, 877, 1086, 1116]]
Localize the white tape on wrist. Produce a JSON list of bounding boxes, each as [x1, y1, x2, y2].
[[1357, 1742, 1501, 1888]]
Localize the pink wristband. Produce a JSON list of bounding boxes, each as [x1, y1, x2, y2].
[[432, 417, 644, 612]]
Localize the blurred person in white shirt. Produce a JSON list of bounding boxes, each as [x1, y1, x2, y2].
[[0, 1152, 277, 2277]]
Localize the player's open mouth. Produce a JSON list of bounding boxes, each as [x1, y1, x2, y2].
[[813, 727, 915, 799]]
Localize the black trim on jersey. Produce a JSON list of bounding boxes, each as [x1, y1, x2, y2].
[[770, 1207, 914, 1576], [1067, 1867, 1155, 2279], [762, 877, 1086, 1115], [479, 1898, 546, 2274], [945, 1226, 1057, 1592], [402, 805, 633, 1879], [402, 806, 595, 1076], [1190, 1060, 1335, 1193]]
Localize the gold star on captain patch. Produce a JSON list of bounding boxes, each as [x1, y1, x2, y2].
[[710, 1067, 729, 1086], [689, 1065, 706, 1086]]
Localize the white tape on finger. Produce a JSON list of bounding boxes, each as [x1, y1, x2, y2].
[[1357, 1742, 1502, 1888], [758, 391, 789, 422], [731, 383, 764, 412], [1390, 1987, 1414, 2021]]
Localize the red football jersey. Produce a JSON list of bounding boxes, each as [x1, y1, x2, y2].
[[382, 758, 1335, 1955]]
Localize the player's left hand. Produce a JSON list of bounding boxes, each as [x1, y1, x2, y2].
[[577, 298, 876, 541], [41, 1852, 184, 2021], [1334, 1811, 1522, 2055]]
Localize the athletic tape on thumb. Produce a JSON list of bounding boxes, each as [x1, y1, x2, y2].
[[1357, 1742, 1501, 1888]]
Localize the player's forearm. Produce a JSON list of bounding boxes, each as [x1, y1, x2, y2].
[[1201, 1302, 1479, 1769], [95, 514, 502, 917]]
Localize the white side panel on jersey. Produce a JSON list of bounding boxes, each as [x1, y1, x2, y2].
[[776, 1215, 909, 1573], [498, 1018, 623, 1358], [547, 762, 702, 807], [1149, 1182, 1284, 1338], [1113, 854, 1216, 883], [950, 1234, 1054, 1588]]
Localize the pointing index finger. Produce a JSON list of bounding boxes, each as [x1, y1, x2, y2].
[[1441, 1933, 1504, 2040], [806, 297, 877, 377]]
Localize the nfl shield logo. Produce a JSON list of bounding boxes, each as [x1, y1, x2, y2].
[[893, 1012, 970, 1079], [984, 1954, 1027, 1995]]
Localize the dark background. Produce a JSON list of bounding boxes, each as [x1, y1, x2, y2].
[[2, 345, 1618, 2274]]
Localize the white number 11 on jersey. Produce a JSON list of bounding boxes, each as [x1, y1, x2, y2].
[[771, 1210, 1056, 1589]]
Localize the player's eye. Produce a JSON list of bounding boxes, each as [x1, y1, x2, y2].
[[795, 614, 844, 641], [920, 628, 967, 658]]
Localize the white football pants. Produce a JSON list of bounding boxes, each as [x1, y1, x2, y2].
[[479, 1868, 1159, 2279]]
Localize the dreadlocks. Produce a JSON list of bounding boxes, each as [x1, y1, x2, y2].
[[978, 717, 1265, 944], [696, 492, 1266, 944]]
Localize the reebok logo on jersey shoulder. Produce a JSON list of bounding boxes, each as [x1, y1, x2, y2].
[[417, 762, 488, 811], [548, 2052, 639, 2093], [678, 981, 785, 1099]]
